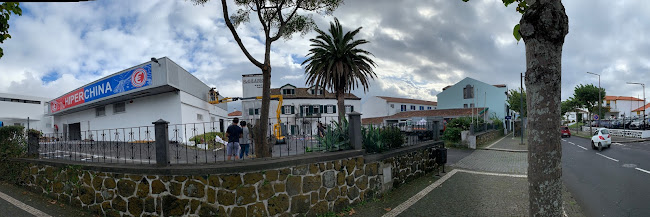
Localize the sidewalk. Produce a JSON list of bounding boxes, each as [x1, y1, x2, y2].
[[345, 137, 585, 217], [0, 181, 96, 217], [482, 132, 528, 152]]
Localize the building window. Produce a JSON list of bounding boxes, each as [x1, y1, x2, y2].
[[310, 89, 323, 95], [606, 100, 611, 107], [463, 84, 474, 99], [211, 116, 216, 122], [401, 105, 406, 111], [419, 106, 424, 110], [464, 104, 468, 108], [313, 105, 320, 114], [113, 102, 126, 114], [427, 106, 432, 110], [325, 105, 336, 114], [410, 105, 416, 110], [345, 105, 354, 113], [282, 89, 295, 95], [95, 106, 105, 117], [390, 104, 395, 108], [249, 108, 260, 115], [282, 105, 295, 114], [197, 114, 203, 121], [470, 103, 474, 108]]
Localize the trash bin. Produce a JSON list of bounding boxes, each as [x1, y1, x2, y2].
[[436, 147, 447, 165]]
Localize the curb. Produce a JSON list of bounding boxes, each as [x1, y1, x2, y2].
[[479, 147, 528, 153]]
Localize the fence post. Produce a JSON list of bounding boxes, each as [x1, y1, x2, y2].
[[153, 119, 170, 167], [470, 123, 475, 135], [27, 130, 39, 158], [348, 112, 363, 150]]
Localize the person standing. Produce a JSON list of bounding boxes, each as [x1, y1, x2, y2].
[[226, 118, 243, 160], [239, 121, 251, 159]]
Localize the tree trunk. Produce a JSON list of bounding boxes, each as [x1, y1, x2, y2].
[[256, 66, 272, 158], [520, 0, 569, 216], [336, 90, 345, 124]]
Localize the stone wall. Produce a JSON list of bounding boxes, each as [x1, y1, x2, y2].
[[475, 129, 504, 147], [16, 142, 442, 217]]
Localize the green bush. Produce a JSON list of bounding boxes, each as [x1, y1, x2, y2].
[[446, 117, 484, 131], [0, 126, 27, 183], [313, 119, 350, 152], [490, 117, 504, 130], [442, 127, 462, 142], [189, 132, 226, 148], [382, 127, 404, 149], [362, 125, 384, 153]]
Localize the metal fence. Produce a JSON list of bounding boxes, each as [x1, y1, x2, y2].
[[472, 123, 501, 134], [35, 116, 355, 165], [39, 126, 156, 164], [362, 120, 441, 153]]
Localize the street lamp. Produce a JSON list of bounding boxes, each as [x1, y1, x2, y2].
[[587, 72, 601, 133], [627, 82, 645, 130]]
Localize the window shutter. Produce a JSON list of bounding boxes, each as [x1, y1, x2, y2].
[[333, 105, 336, 113], [249, 108, 254, 115], [351, 106, 354, 112], [324, 106, 328, 114], [291, 106, 295, 114], [281, 106, 285, 114], [320, 105, 324, 114], [309, 105, 314, 114]]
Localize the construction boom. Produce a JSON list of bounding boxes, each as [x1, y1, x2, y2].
[[208, 89, 286, 144]]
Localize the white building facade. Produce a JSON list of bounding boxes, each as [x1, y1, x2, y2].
[[604, 96, 645, 119], [47, 57, 229, 140], [241, 74, 361, 136], [0, 93, 53, 133], [362, 96, 437, 118], [436, 77, 509, 120]]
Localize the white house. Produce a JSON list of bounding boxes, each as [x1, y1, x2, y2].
[[240, 74, 361, 136], [565, 109, 589, 123], [436, 77, 509, 120], [0, 93, 53, 133], [632, 103, 650, 118], [362, 96, 437, 118], [604, 96, 645, 119], [47, 57, 229, 140]]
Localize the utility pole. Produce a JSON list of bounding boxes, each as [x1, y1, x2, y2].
[[627, 82, 645, 130], [587, 72, 601, 132], [520, 72, 524, 145]]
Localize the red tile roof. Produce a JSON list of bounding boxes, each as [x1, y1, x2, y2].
[[228, 111, 242, 116], [377, 96, 437, 106], [604, 96, 643, 101], [632, 103, 650, 112], [270, 87, 360, 100], [362, 107, 487, 124]]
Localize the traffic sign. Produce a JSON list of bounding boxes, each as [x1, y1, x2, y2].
[[505, 116, 512, 120], [594, 114, 599, 120]]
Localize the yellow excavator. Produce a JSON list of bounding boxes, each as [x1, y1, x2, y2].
[[208, 88, 286, 144]]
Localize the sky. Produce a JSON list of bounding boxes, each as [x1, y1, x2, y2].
[[1, 0, 650, 112]]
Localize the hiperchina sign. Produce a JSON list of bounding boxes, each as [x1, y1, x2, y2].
[[50, 64, 152, 113]]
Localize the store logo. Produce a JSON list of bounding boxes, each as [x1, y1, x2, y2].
[[131, 68, 147, 87]]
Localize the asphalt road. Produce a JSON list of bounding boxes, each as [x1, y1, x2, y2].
[[562, 136, 650, 217]]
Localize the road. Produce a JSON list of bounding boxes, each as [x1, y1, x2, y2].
[[562, 136, 650, 217]]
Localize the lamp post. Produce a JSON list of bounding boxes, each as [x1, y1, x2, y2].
[[627, 82, 645, 130], [587, 72, 601, 133]]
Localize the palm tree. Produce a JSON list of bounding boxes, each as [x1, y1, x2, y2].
[[302, 18, 377, 123]]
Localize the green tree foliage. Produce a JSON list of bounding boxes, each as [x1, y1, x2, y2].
[[190, 0, 344, 158], [507, 88, 526, 118], [0, 126, 27, 183], [573, 84, 608, 117], [0, 2, 22, 58], [302, 18, 377, 123]]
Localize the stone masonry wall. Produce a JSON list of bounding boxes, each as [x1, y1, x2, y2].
[[17, 143, 441, 217], [476, 129, 504, 147]]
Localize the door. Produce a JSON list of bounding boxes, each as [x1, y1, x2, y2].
[[69, 123, 81, 140]]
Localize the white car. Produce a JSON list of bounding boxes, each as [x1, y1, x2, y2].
[[591, 128, 611, 151]]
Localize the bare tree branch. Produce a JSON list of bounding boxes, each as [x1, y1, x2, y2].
[[221, 0, 263, 68]]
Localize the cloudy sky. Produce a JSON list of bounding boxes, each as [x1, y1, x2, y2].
[[1, 0, 649, 112]]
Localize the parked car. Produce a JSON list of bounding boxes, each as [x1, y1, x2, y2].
[[629, 120, 643, 130], [591, 128, 611, 151], [560, 126, 571, 138]]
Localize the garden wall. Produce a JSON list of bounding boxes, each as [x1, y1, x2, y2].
[[475, 129, 504, 147], [15, 141, 442, 217]]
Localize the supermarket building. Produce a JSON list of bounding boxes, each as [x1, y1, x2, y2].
[[47, 57, 228, 140]]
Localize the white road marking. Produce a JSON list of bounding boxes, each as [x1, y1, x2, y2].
[[382, 169, 525, 217], [0, 191, 52, 217], [635, 167, 650, 174], [486, 132, 511, 149], [576, 145, 588, 150], [596, 153, 619, 162]]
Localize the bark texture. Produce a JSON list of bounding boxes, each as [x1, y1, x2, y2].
[[336, 90, 345, 124], [520, 0, 569, 216]]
